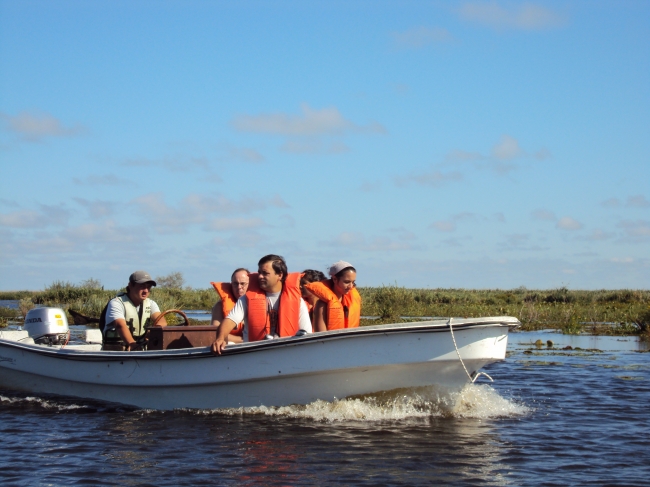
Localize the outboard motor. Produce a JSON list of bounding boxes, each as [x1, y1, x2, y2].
[[24, 307, 70, 345]]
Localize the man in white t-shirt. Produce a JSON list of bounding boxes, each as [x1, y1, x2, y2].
[[102, 270, 167, 351], [211, 254, 311, 354]]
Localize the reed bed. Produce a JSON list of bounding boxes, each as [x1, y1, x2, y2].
[[1, 284, 649, 335]]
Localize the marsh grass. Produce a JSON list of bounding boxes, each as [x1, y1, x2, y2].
[[0, 306, 21, 327], [3, 283, 649, 335]]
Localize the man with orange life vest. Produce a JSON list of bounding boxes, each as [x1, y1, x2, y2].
[[305, 261, 361, 332], [211, 254, 312, 355], [210, 268, 250, 344]]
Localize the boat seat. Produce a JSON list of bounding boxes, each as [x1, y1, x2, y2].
[[84, 329, 103, 344], [0, 330, 30, 341]]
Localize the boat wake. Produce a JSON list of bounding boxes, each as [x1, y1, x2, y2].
[[193, 383, 529, 422], [1, 384, 529, 421], [0, 393, 92, 412]]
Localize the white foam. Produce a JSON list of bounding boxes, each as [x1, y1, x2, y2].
[[0, 394, 88, 411], [192, 384, 530, 422]]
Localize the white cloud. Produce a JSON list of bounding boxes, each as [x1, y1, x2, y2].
[[62, 220, 144, 244], [533, 148, 552, 160], [431, 221, 456, 232], [601, 197, 620, 208], [627, 195, 650, 208], [429, 212, 478, 232], [585, 229, 615, 241], [556, 217, 583, 231], [445, 135, 547, 176], [222, 146, 265, 163], [602, 195, 649, 209], [323, 232, 413, 252], [1, 111, 85, 141], [393, 169, 463, 188], [0, 199, 19, 208], [73, 174, 132, 186], [445, 149, 484, 162], [458, 2, 566, 31], [123, 155, 211, 173], [617, 220, 650, 239], [392, 83, 410, 94], [231, 103, 386, 136], [0, 204, 71, 228], [360, 181, 381, 192], [499, 233, 549, 252], [0, 209, 48, 228], [130, 192, 289, 234], [491, 134, 523, 160], [392, 26, 454, 49], [388, 226, 417, 241], [73, 198, 116, 219], [280, 139, 350, 154], [205, 217, 265, 231], [531, 209, 556, 221]]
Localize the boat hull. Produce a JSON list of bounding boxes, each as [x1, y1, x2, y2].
[[0, 317, 517, 410]]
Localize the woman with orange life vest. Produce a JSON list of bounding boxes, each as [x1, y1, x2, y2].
[[210, 268, 250, 343], [305, 260, 361, 332], [211, 254, 312, 355], [300, 269, 326, 324]]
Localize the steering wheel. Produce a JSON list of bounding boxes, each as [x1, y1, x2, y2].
[[151, 309, 190, 327]]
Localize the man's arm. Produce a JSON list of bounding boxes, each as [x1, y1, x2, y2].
[[313, 301, 327, 332], [112, 318, 138, 350], [150, 311, 167, 327], [211, 302, 224, 327], [211, 318, 237, 355]]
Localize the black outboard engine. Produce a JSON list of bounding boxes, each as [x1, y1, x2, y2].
[[24, 307, 70, 345]]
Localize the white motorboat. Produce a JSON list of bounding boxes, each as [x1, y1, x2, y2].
[[0, 315, 519, 410]]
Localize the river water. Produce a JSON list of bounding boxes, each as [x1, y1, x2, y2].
[[1, 330, 649, 486]]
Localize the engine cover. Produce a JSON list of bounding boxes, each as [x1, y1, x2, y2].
[[24, 307, 69, 343]]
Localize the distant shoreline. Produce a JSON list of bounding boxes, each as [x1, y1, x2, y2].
[[1, 286, 648, 336]]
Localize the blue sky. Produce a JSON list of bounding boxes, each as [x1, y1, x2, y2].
[[1, 0, 648, 291]]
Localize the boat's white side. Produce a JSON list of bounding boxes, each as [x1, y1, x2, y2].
[[0, 317, 518, 410]]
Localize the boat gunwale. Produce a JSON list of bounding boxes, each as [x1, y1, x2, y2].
[[0, 316, 519, 362]]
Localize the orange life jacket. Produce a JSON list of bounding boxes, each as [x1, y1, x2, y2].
[[246, 272, 302, 342], [304, 279, 361, 330], [210, 281, 244, 336]]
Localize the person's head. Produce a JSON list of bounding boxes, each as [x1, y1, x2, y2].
[[329, 261, 357, 297], [126, 270, 157, 305], [257, 254, 287, 293], [230, 268, 250, 299], [300, 269, 326, 305]]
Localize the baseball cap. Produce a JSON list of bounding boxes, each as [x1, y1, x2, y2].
[[129, 270, 157, 286]]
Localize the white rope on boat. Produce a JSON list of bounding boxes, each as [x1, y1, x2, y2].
[[448, 318, 494, 383]]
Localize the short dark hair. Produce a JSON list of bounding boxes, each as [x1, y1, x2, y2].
[[300, 269, 326, 288], [333, 266, 356, 280], [230, 268, 250, 280], [258, 254, 287, 282]]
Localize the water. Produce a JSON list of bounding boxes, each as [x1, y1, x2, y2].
[[1, 332, 649, 486]]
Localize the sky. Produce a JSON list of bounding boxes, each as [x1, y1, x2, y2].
[[1, 0, 649, 291]]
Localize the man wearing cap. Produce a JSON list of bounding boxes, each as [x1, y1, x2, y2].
[[100, 270, 167, 351]]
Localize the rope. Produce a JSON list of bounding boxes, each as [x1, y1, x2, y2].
[[448, 318, 493, 383], [61, 330, 71, 348]]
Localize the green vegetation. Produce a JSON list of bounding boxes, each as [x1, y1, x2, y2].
[[2, 282, 648, 336], [359, 286, 650, 336]]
